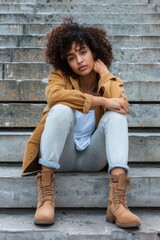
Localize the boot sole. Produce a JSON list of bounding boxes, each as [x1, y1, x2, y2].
[[106, 218, 140, 228], [116, 222, 141, 228], [34, 220, 54, 225]]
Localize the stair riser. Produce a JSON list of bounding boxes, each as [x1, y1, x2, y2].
[[1, 80, 160, 102], [0, 14, 159, 24], [0, 172, 160, 208], [2, 63, 159, 81], [1, 35, 160, 48], [0, 4, 159, 14], [0, 103, 160, 128], [0, 0, 152, 4], [1, 23, 159, 36], [1, 48, 159, 63], [1, 134, 159, 163]]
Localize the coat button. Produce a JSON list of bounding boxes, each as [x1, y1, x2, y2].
[[29, 155, 33, 160]]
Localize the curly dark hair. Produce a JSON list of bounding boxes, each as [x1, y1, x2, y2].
[[45, 18, 113, 78]]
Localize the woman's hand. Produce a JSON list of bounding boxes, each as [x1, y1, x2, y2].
[[93, 59, 110, 77], [103, 98, 129, 115]]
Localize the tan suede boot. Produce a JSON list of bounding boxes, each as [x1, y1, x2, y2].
[[106, 174, 140, 228], [34, 170, 55, 225]]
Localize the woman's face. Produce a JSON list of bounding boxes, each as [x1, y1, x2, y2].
[[67, 42, 95, 77]]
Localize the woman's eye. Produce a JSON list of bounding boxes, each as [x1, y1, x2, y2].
[[67, 56, 74, 62], [81, 50, 87, 55]]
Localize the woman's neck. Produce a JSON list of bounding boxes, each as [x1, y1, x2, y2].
[[79, 71, 98, 93]]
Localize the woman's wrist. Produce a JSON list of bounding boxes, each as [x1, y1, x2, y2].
[[91, 96, 106, 109]]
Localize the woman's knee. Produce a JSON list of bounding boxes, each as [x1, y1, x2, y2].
[[47, 104, 74, 125], [102, 111, 127, 124]]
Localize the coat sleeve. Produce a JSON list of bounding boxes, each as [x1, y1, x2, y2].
[[97, 72, 127, 99], [45, 71, 93, 113]]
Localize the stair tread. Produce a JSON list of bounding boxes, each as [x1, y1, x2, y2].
[[0, 166, 160, 178], [0, 209, 160, 237]]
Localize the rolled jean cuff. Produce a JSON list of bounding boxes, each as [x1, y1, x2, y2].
[[39, 158, 60, 170], [108, 164, 129, 173]]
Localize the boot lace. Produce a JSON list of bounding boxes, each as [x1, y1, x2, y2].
[[112, 178, 130, 207], [36, 173, 54, 207]]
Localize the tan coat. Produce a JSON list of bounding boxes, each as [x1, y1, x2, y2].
[[21, 70, 126, 175]]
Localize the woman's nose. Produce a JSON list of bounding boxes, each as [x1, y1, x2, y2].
[[77, 55, 83, 64]]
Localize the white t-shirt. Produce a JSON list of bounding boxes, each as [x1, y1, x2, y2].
[[73, 110, 96, 151]]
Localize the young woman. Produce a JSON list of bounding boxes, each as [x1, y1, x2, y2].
[[22, 19, 140, 228]]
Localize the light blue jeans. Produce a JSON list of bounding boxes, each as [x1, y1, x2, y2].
[[39, 104, 129, 172]]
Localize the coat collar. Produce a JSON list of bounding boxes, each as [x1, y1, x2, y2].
[[70, 76, 80, 90]]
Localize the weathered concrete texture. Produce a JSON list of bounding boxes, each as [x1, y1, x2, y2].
[[1, 3, 158, 14], [111, 36, 160, 48], [0, 167, 160, 208], [4, 63, 51, 80], [0, 13, 159, 24], [111, 63, 160, 82], [0, 0, 150, 4], [0, 24, 23, 35], [128, 104, 160, 127], [5, 47, 159, 63], [0, 0, 36, 3], [0, 63, 3, 79], [22, 23, 160, 36], [125, 81, 160, 101], [19, 35, 46, 47], [0, 35, 160, 49], [3, 63, 160, 81], [0, 48, 11, 62], [11, 47, 45, 62], [1, 132, 160, 163], [0, 35, 18, 47], [1, 80, 160, 102], [1, 103, 160, 128], [0, 132, 30, 162], [115, 48, 160, 64], [17, 35, 160, 48], [0, 209, 160, 240], [0, 103, 44, 127], [0, 79, 46, 101]]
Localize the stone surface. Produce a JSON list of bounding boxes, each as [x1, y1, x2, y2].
[[0, 35, 18, 47], [0, 13, 159, 24], [0, 3, 158, 14], [0, 209, 160, 240], [0, 0, 151, 4], [3, 62, 160, 81], [0, 103, 160, 127], [1, 132, 160, 163], [0, 24, 23, 35], [0, 63, 3, 79], [1, 80, 160, 102], [22, 23, 160, 36], [4, 63, 51, 80], [0, 167, 160, 208]]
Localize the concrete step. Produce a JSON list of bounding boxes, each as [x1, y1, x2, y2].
[[1, 35, 160, 48], [0, 80, 160, 102], [0, 103, 160, 128], [0, 47, 159, 63], [3, 47, 160, 63], [1, 47, 160, 63], [0, 0, 153, 4], [2, 62, 159, 81], [0, 166, 160, 208], [0, 13, 159, 24], [0, 23, 159, 36], [22, 23, 160, 36], [0, 209, 160, 240], [1, 132, 160, 163], [0, 3, 159, 14]]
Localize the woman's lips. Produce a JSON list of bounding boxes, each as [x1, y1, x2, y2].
[[78, 65, 87, 71]]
